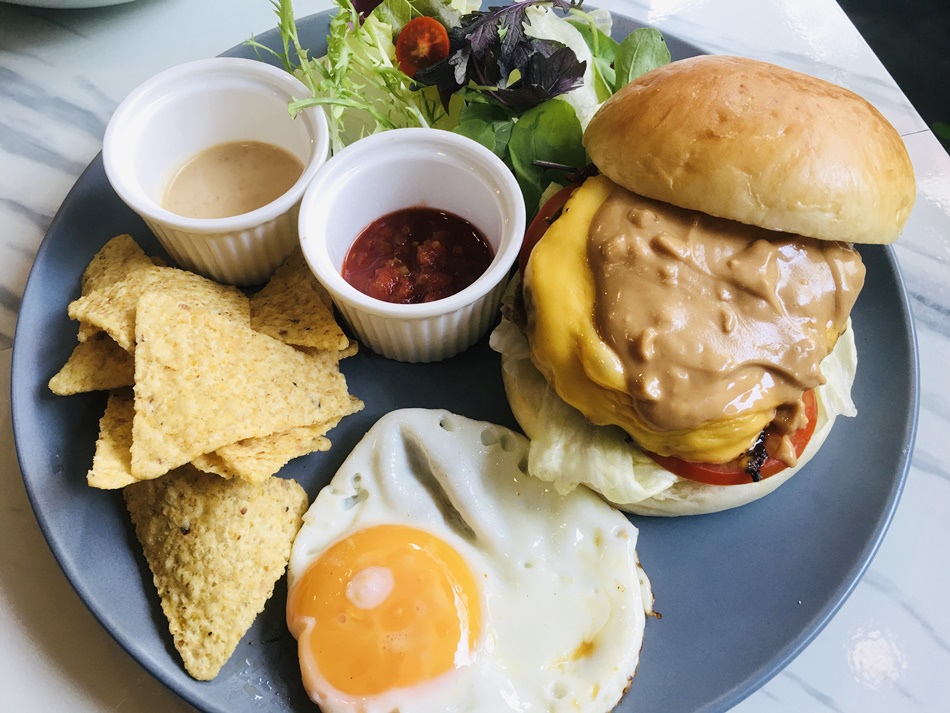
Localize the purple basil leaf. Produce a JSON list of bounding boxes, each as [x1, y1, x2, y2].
[[351, 0, 384, 20], [492, 45, 585, 111], [411, 0, 586, 112], [497, 37, 562, 78], [467, 0, 578, 55]]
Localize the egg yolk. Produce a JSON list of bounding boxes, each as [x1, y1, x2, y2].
[[287, 524, 481, 697]]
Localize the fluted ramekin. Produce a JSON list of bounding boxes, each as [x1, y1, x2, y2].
[[298, 128, 525, 363], [102, 57, 329, 286]]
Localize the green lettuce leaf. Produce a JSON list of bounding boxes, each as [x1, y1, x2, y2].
[[615, 27, 670, 87], [507, 97, 585, 212]]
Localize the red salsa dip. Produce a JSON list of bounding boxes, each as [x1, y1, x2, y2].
[[342, 207, 494, 304]]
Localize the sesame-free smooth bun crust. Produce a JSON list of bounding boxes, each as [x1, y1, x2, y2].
[[583, 55, 916, 245]]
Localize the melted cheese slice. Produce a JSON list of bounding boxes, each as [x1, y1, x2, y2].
[[524, 175, 777, 463]]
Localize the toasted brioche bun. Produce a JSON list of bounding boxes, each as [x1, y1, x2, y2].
[[583, 55, 915, 245]]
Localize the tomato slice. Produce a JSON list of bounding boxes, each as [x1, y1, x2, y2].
[[646, 390, 819, 486], [519, 183, 578, 275], [395, 17, 450, 78]]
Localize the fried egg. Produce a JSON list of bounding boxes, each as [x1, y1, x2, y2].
[[286, 408, 653, 713]]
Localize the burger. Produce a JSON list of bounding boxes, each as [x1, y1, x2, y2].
[[491, 55, 916, 516]]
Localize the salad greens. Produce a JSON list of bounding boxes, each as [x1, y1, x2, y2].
[[253, 0, 671, 215], [411, 0, 587, 113]]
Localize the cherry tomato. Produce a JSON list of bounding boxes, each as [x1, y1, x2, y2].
[[395, 17, 450, 78], [646, 389, 819, 486], [519, 183, 578, 275]]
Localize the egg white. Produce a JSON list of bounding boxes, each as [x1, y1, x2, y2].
[[287, 408, 652, 713]]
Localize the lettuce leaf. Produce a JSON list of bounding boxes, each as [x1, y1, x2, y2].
[[566, 8, 619, 98], [506, 98, 584, 212], [615, 27, 671, 87], [522, 4, 603, 127], [253, 0, 453, 152], [370, 0, 461, 31]]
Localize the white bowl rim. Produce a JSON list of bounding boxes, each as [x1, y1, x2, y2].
[[298, 128, 526, 321], [102, 57, 329, 234]]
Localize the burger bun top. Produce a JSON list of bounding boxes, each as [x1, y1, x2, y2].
[[583, 55, 916, 245]]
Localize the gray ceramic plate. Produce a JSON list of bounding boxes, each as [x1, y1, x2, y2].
[[10, 9, 919, 713]]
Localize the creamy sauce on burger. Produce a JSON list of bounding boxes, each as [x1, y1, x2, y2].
[[587, 186, 865, 461]]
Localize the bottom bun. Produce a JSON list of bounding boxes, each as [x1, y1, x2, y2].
[[489, 312, 859, 517]]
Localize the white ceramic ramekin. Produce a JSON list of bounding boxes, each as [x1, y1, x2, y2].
[[102, 57, 329, 286], [298, 128, 526, 363]]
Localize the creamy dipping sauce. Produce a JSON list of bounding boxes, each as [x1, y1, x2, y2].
[[587, 186, 865, 442], [163, 140, 304, 219]]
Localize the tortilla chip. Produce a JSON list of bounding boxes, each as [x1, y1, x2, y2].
[[193, 395, 364, 483], [189, 452, 239, 480], [68, 265, 250, 352], [131, 291, 353, 480], [49, 332, 135, 395], [250, 248, 349, 351], [338, 340, 360, 359], [76, 321, 100, 343], [87, 389, 136, 489], [215, 427, 333, 481], [123, 465, 308, 680], [299, 340, 359, 360], [74, 235, 156, 343], [81, 233, 155, 295]]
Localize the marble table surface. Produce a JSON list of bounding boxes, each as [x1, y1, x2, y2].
[[2, 0, 948, 711]]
